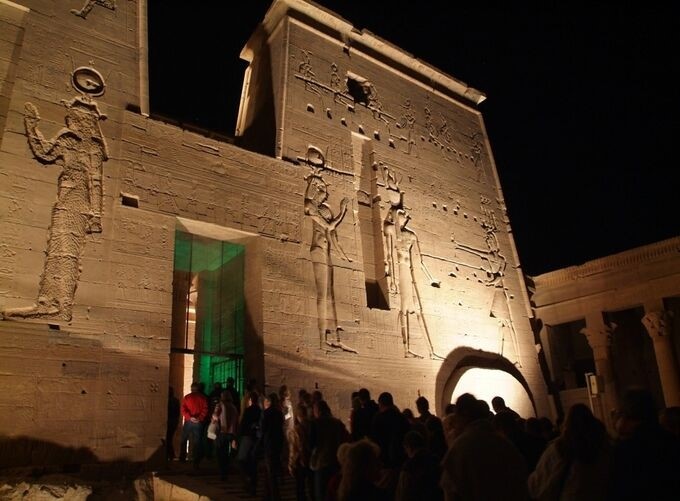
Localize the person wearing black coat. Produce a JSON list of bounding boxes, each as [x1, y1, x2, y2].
[[261, 392, 285, 500], [237, 391, 262, 496]]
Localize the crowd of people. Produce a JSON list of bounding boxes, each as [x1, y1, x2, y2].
[[167, 381, 680, 500]]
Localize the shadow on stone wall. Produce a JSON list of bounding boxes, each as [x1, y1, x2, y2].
[[0, 321, 170, 489], [0, 435, 97, 474], [0, 435, 165, 478], [0, 436, 162, 499]]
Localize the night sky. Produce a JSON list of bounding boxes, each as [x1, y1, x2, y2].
[[148, 1, 679, 276]]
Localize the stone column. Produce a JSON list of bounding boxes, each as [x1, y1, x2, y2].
[[581, 317, 617, 431], [642, 310, 680, 407]]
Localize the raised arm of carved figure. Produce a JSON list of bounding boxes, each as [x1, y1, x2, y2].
[[411, 229, 440, 287], [329, 198, 351, 261], [305, 198, 351, 261], [329, 197, 349, 229], [24, 103, 64, 163], [451, 232, 489, 259]]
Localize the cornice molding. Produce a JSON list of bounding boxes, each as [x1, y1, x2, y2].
[[532, 236, 680, 289], [242, 0, 486, 106]]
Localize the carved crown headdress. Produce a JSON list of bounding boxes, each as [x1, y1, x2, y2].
[[62, 66, 107, 119]]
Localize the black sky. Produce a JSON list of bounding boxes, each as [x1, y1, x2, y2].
[[148, 1, 679, 276]]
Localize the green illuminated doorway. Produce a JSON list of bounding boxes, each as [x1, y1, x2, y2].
[[169, 230, 246, 403]]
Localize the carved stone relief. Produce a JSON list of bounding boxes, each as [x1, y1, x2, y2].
[[297, 50, 321, 99], [424, 105, 453, 145], [71, 0, 116, 19], [329, 63, 342, 93], [292, 49, 488, 178], [2, 67, 108, 322], [293, 51, 395, 126], [469, 132, 487, 183], [380, 164, 442, 360], [302, 146, 356, 353], [449, 197, 522, 365], [393, 99, 418, 155]]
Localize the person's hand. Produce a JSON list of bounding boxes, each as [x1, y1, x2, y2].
[[340, 197, 350, 208], [190, 417, 199, 423]]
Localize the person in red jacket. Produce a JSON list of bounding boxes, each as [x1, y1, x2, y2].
[[179, 382, 208, 466]]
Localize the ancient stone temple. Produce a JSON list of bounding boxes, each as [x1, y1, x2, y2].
[[530, 236, 680, 431], [0, 0, 550, 473]]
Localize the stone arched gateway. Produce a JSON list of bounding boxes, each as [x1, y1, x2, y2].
[[435, 347, 537, 417]]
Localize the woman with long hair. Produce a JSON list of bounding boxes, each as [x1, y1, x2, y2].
[[528, 403, 610, 500]]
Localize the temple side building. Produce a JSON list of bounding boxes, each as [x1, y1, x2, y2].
[[530, 236, 680, 431]]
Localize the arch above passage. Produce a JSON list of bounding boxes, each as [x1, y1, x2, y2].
[[435, 347, 536, 418]]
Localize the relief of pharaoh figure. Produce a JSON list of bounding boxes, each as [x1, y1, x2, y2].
[[382, 165, 404, 294], [303, 149, 356, 353], [381, 164, 442, 359], [2, 67, 108, 322], [451, 219, 522, 366], [394, 208, 443, 359]]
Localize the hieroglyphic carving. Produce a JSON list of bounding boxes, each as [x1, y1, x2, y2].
[[381, 164, 442, 359], [329, 63, 343, 94], [392, 99, 418, 155], [297, 50, 320, 97], [2, 67, 108, 321], [71, 0, 116, 19], [469, 132, 487, 183], [345, 72, 387, 123], [303, 146, 356, 353], [294, 52, 395, 124], [424, 104, 459, 161], [293, 50, 490, 177], [450, 197, 522, 365], [452, 206, 506, 287], [382, 165, 404, 294]]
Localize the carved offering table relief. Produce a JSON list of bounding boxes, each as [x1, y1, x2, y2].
[[2, 67, 108, 322]]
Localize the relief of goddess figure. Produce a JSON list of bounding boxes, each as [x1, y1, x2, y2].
[[2, 67, 108, 321]]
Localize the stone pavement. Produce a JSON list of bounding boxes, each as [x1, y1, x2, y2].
[[153, 457, 297, 500]]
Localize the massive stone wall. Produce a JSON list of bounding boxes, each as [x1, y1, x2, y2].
[[0, 0, 169, 469], [237, 2, 550, 419], [0, 0, 551, 470]]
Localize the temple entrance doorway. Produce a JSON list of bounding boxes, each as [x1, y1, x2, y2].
[[169, 226, 249, 457]]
